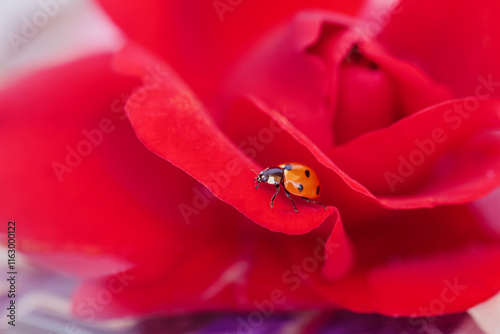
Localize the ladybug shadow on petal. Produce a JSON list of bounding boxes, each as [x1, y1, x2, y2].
[[253, 163, 326, 213]]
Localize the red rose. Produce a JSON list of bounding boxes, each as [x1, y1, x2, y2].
[[2, 0, 500, 323]]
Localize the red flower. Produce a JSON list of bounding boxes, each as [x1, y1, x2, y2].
[[2, 0, 500, 321]]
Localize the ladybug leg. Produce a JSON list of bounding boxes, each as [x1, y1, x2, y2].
[[301, 197, 327, 210], [284, 188, 298, 213], [270, 184, 280, 208]]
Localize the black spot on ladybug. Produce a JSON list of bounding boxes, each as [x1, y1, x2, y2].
[[305, 170, 310, 177], [316, 185, 320, 195], [298, 184, 304, 192], [284, 164, 292, 170]]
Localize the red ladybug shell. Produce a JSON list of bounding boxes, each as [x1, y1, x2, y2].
[[278, 163, 321, 199]]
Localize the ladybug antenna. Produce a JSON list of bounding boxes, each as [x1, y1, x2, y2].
[[251, 169, 261, 189]]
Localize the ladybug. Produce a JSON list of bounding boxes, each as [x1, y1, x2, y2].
[[254, 163, 326, 212]]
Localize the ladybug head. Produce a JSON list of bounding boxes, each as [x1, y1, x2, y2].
[[253, 169, 268, 189]]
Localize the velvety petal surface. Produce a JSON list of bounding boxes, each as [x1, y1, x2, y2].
[[329, 99, 500, 208], [96, 0, 367, 109], [224, 11, 353, 150], [71, 197, 500, 317], [332, 40, 453, 144], [72, 211, 354, 318], [310, 205, 500, 315], [0, 54, 203, 281], [117, 44, 334, 234], [378, 0, 500, 99]]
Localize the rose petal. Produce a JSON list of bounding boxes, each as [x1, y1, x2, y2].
[[0, 54, 209, 281], [321, 212, 354, 280], [329, 99, 500, 208], [72, 212, 352, 318], [309, 205, 500, 315], [378, 0, 500, 98], [71, 200, 500, 317], [73, 209, 248, 317], [333, 48, 399, 145], [361, 42, 453, 117], [117, 44, 334, 234], [333, 41, 453, 144], [225, 12, 358, 150], [96, 0, 367, 109]]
